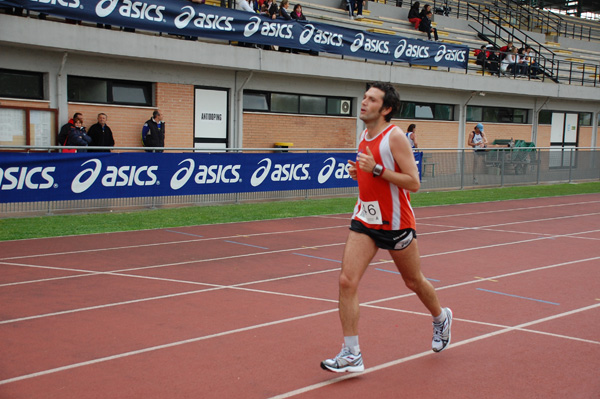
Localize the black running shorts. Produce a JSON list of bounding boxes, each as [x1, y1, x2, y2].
[[350, 219, 416, 251]]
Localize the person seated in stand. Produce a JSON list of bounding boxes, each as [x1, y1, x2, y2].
[[236, 0, 255, 13], [66, 118, 92, 152], [498, 40, 513, 60], [347, 0, 364, 20], [419, 11, 438, 41], [408, 1, 421, 29], [290, 3, 306, 20], [521, 45, 541, 78], [487, 49, 501, 75], [278, 0, 291, 19], [501, 46, 524, 76], [475, 45, 490, 71], [419, 4, 431, 19]]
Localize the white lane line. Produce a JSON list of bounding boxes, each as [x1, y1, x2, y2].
[[267, 302, 600, 399]]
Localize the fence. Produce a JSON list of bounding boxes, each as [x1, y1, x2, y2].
[[0, 146, 598, 217]]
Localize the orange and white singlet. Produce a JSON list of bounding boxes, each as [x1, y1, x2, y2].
[[351, 124, 416, 231]]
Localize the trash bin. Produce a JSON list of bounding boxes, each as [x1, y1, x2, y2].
[[274, 142, 293, 153]]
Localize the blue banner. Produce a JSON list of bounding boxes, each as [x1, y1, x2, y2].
[[1, 0, 468, 69], [0, 152, 359, 203]]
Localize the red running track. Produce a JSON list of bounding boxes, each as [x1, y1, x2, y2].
[[1, 193, 599, 398]]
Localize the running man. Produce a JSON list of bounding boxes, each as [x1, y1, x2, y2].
[[321, 82, 452, 373]]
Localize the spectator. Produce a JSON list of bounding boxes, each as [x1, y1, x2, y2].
[[498, 40, 513, 55], [487, 49, 501, 75], [261, 0, 278, 19], [521, 45, 541, 78], [58, 112, 82, 147], [419, 4, 431, 19], [348, 0, 364, 20], [142, 110, 165, 152], [87, 113, 115, 152], [468, 123, 487, 184], [406, 124, 418, 148], [419, 11, 438, 41], [66, 118, 92, 152], [501, 46, 523, 76], [236, 0, 255, 13], [290, 4, 306, 20], [279, 0, 291, 19], [475, 45, 489, 70], [408, 1, 421, 29]]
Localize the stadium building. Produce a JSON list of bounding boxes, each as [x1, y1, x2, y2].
[[1, 0, 599, 152]]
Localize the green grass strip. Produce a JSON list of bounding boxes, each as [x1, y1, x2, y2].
[[0, 182, 598, 241]]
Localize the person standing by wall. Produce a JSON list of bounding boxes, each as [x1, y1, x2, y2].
[[468, 123, 488, 184], [87, 113, 115, 152], [142, 110, 165, 152]]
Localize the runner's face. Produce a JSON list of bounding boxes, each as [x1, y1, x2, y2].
[[360, 87, 389, 123]]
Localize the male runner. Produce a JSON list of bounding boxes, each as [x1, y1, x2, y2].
[[321, 82, 452, 373]]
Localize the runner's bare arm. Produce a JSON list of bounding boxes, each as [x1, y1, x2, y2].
[[384, 127, 420, 192]]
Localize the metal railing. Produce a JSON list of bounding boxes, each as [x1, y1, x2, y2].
[[0, 146, 598, 217]]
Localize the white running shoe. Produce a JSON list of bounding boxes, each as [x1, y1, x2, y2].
[[432, 307, 453, 353], [321, 345, 364, 373]]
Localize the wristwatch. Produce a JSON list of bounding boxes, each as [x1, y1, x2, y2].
[[372, 164, 384, 177]]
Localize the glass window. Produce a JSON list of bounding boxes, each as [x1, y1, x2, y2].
[[327, 98, 352, 116], [466, 106, 482, 122], [0, 69, 44, 100], [415, 104, 434, 119], [513, 109, 529, 124], [539, 110, 552, 124], [579, 112, 592, 126], [435, 104, 453, 120], [243, 92, 269, 111], [399, 102, 415, 119], [300, 96, 326, 115], [111, 82, 151, 105], [68, 76, 107, 103], [67, 76, 152, 106], [271, 93, 298, 113], [483, 107, 500, 122]]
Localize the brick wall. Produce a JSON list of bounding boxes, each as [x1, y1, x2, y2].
[[0, 99, 51, 109], [393, 119, 460, 148], [243, 113, 357, 149]]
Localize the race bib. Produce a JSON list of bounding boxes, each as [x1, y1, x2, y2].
[[357, 200, 383, 225]]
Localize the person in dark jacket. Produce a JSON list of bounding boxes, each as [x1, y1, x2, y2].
[[142, 110, 165, 152], [408, 1, 421, 29], [58, 112, 82, 147], [66, 118, 92, 152], [290, 4, 306, 20], [87, 113, 115, 152], [419, 11, 438, 41]]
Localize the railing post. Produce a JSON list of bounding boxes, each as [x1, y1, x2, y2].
[[536, 148, 541, 185], [460, 149, 465, 189], [500, 149, 505, 187], [568, 148, 573, 183]]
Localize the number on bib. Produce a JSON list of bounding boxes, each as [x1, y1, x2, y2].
[[357, 200, 383, 225]]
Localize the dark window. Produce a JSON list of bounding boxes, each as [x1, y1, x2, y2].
[[300, 96, 326, 115], [579, 113, 592, 126], [67, 76, 152, 106], [243, 91, 352, 116], [271, 93, 298, 113], [243, 92, 269, 111], [468, 106, 530, 124], [395, 102, 454, 121], [0, 69, 44, 100]]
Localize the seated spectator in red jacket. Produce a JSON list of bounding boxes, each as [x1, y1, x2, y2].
[[408, 1, 421, 29]]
